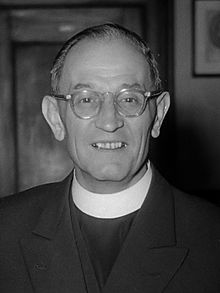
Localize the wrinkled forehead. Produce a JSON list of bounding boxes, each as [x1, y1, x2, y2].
[[58, 38, 153, 92]]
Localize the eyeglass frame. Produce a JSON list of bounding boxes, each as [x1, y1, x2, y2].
[[51, 88, 163, 119]]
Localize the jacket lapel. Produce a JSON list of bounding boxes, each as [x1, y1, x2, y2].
[[19, 167, 189, 293], [104, 168, 188, 293], [20, 173, 87, 293]]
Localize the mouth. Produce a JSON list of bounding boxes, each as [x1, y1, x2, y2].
[[91, 141, 127, 150]]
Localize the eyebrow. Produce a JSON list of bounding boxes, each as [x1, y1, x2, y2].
[[72, 82, 143, 91], [120, 83, 143, 90], [73, 83, 93, 89]]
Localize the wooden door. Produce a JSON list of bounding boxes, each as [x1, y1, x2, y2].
[[0, 7, 144, 196]]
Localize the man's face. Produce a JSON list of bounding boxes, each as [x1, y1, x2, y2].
[[44, 38, 169, 193]]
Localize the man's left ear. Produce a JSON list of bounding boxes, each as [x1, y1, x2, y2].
[[151, 91, 170, 138]]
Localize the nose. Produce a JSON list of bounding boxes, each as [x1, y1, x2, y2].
[[95, 95, 124, 132]]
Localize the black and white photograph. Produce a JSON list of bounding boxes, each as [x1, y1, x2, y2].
[[0, 0, 220, 292]]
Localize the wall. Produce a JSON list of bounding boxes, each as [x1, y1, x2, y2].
[[174, 0, 220, 193]]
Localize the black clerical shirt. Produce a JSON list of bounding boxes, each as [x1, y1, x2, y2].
[[69, 193, 137, 292]]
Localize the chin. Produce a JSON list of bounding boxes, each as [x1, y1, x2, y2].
[[92, 165, 128, 182]]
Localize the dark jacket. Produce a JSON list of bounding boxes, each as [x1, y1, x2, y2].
[[1, 168, 220, 293]]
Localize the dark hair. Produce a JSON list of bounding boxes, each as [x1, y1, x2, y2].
[[50, 23, 161, 93]]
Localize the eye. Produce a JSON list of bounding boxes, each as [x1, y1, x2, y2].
[[74, 92, 99, 105], [122, 97, 138, 103], [118, 92, 143, 105], [79, 97, 93, 104]]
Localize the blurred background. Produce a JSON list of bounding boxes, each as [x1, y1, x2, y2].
[[0, 0, 219, 204]]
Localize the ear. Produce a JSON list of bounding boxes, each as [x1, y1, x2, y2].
[[151, 91, 170, 138], [42, 95, 65, 141]]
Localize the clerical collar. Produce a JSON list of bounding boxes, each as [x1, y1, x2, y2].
[[71, 162, 152, 219]]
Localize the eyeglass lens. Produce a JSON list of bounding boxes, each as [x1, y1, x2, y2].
[[71, 90, 145, 118]]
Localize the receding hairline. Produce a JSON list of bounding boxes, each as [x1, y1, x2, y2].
[[50, 23, 162, 93], [60, 36, 152, 76]]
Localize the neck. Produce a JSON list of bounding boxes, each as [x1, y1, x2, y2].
[[72, 163, 152, 218], [75, 165, 147, 194]]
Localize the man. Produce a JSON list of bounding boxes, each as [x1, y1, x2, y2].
[[0, 23, 220, 293]]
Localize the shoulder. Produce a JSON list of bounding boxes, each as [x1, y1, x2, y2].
[[152, 166, 220, 225], [0, 177, 69, 236], [0, 180, 61, 212], [152, 166, 220, 220], [152, 166, 220, 240], [172, 186, 220, 222], [171, 186, 220, 243]]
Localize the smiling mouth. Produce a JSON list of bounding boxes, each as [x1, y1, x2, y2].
[[91, 141, 127, 150]]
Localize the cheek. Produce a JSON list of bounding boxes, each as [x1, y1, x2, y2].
[[129, 117, 154, 165], [64, 114, 85, 157], [138, 127, 151, 156], [131, 118, 152, 149]]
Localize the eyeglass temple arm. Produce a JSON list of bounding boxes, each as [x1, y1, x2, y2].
[[144, 90, 163, 98], [51, 94, 71, 100]]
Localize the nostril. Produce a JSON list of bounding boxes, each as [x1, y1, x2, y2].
[[95, 114, 124, 132]]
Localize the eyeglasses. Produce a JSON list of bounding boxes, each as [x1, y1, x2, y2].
[[52, 88, 163, 119]]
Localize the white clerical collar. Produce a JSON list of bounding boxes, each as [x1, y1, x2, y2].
[[72, 162, 152, 219]]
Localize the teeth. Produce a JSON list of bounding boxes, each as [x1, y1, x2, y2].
[[92, 142, 126, 150]]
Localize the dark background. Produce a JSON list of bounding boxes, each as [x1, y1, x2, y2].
[[0, 0, 219, 205]]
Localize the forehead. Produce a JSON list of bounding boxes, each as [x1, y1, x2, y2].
[[59, 38, 153, 91]]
